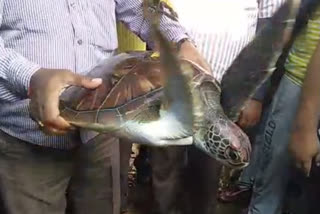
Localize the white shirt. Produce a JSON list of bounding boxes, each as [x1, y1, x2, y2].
[[171, 0, 286, 82]]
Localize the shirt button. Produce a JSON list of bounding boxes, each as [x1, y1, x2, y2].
[[77, 39, 83, 45]]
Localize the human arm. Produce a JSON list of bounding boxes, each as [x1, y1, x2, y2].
[[0, 2, 102, 134], [238, 0, 294, 128], [289, 38, 320, 177]]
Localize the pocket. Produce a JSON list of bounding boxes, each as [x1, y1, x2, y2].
[[3, 0, 71, 34]]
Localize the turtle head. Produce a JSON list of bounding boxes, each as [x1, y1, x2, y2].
[[193, 81, 251, 169], [194, 118, 251, 169]]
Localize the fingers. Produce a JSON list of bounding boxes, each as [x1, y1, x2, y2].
[[41, 125, 69, 136], [29, 69, 102, 136], [66, 72, 102, 89], [302, 160, 312, 177], [43, 116, 71, 132], [295, 158, 313, 177], [237, 111, 249, 128], [248, 117, 259, 127], [315, 152, 320, 167], [238, 117, 248, 129], [39, 86, 71, 132], [237, 110, 260, 129], [40, 116, 76, 136]]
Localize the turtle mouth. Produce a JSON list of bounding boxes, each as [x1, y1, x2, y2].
[[228, 161, 249, 169], [225, 160, 249, 169]]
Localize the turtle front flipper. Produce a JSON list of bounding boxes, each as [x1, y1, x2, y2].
[[220, 0, 301, 121], [154, 27, 194, 136], [122, 28, 195, 146]]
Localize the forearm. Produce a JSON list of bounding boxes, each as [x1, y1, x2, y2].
[[294, 39, 320, 130]]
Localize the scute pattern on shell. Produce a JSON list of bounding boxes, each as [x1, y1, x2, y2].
[[60, 51, 207, 118], [74, 54, 163, 111]]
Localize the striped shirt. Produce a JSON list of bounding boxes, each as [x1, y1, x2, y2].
[[170, 0, 286, 82], [0, 0, 187, 149]]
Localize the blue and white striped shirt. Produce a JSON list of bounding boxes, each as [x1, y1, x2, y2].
[[0, 0, 188, 149], [171, 0, 285, 82]]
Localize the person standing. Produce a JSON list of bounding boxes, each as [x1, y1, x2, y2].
[[116, 22, 147, 213], [247, 2, 320, 213], [149, 1, 286, 214], [0, 1, 209, 213]]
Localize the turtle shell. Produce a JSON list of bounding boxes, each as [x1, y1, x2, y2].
[[59, 51, 211, 128]]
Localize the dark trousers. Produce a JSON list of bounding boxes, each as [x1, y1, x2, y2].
[[151, 146, 222, 214], [183, 147, 222, 214], [0, 130, 122, 214], [150, 146, 186, 214], [119, 140, 133, 212]]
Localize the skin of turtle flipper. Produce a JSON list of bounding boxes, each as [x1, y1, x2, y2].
[[220, 0, 301, 121], [158, 136, 193, 146], [59, 106, 122, 133], [152, 27, 194, 134]]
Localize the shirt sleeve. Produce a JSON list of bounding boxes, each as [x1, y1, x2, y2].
[[258, 0, 286, 19], [115, 0, 188, 48], [0, 2, 41, 97]]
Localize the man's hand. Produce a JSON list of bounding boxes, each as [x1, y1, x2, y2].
[[178, 40, 212, 73], [237, 99, 263, 129], [28, 68, 102, 135], [289, 126, 320, 177]]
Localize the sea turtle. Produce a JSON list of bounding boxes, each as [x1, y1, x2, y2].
[[37, 0, 299, 169]]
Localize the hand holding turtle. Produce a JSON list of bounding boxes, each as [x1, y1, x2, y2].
[[237, 99, 263, 129], [28, 68, 102, 135]]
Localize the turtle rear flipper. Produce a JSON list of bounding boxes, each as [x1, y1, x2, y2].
[[155, 27, 193, 133], [220, 0, 301, 121]]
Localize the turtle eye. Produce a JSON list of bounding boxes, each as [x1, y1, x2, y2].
[[226, 147, 238, 161]]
